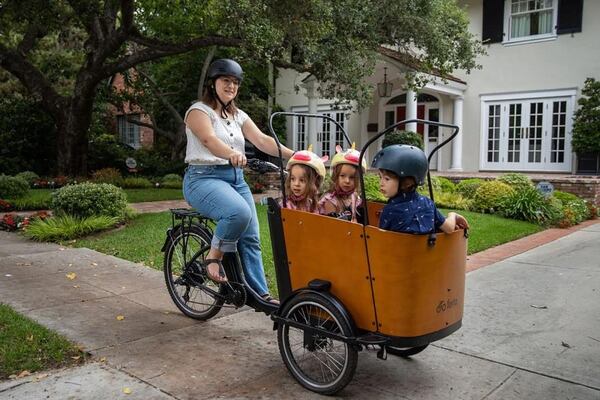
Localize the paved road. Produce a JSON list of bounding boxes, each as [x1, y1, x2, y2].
[[0, 222, 599, 399]]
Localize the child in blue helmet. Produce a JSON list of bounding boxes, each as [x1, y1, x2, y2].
[[372, 145, 469, 234]]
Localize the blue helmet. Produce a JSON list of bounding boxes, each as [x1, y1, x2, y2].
[[371, 144, 428, 185]]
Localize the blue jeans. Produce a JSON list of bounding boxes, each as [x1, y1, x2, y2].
[[183, 164, 269, 296]]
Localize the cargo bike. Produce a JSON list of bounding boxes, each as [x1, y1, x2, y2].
[[162, 113, 468, 395]]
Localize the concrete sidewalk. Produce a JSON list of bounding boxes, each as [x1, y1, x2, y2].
[[1, 222, 599, 399]]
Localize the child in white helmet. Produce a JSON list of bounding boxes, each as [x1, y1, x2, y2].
[[318, 144, 366, 223], [281, 146, 327, 213]]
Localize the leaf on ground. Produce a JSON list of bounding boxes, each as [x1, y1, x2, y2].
[[26, 334, 34, 341], [73, 285, 80, 288], [561, 341, 571, 348], [33, 373, 48, 381], [66, 272, 77, 280], [90, 262, 98, 266], [116, 315, 125, 321], [17, 370, 31, 378], [99, 357, 107, 362], [530, 304, 547, 309], [123, 387, 132, 394]]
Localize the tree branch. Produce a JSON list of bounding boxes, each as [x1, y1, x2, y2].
[[198, 46, 216, 100], [17, 24, 48, 55], [136, 69, 183, 124], [127, 116, 175, 142], [0, 44, 65, 118], [101, 36, 243, 78]]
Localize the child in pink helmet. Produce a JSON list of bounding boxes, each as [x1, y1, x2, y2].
[[318, 144, 367, 222], [281, 146, 328, 213]]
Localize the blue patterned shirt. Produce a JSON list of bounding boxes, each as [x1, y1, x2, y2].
[[379, 191, 446, 234]]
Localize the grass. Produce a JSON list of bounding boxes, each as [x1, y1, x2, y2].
[[24, 215, 121, 242], [0, 303, 86, 379], [5, 188, 183, 210], [74, 206, 542, 296], [439, 209, 543, 254]]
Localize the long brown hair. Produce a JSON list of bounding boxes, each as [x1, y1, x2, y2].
[[329, 164, 361, 193], [285, 164, 322, 212], [201, 77, 239, 116]]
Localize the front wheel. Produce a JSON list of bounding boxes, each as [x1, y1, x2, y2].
[[277, 292, 358, 395], [163, 225, 225, 320]]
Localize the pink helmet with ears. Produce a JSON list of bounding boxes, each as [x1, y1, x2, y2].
[[286, 145, 328, 178], [330, 143, 367, 172]]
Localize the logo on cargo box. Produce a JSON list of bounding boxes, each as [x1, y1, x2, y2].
[[436, 298, 458, 313]]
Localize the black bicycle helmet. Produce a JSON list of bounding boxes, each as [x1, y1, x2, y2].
[[371, 144, 428, 185], [206, 58, 244, 83]]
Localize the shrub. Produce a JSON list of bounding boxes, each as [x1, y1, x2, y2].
[[91, 168, 123, 186], [15, 171, 40, 186], [562, 198, 591, 225], [160, 181, 182, 189], [497, 173, 533, 192], [472, 181, 515, 213], [162, 174, 183, 183], [436, 177, 455, 193], [552, 190, 579, 204], [500, 186, 554, 224], [456, 178, 485, 199], [382, 130, 424, 150], [433, 192, 471, 211], [572, 78, 600, 154], [120, 177, 152, 189], [51, 183, 128, 219], [24, 215, 120, 242], [0, 175, 29, 198], [0, 199, 13, 212], [364, 173, 387, 202]]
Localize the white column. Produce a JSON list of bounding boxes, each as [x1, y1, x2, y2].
[[405, 88, 418, 132], [302, 78, 318, 151], [450, 96, 464, 171]]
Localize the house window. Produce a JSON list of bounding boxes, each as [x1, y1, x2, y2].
[[506, 0, 556, 42], [551, 100, 567, 163], [487, 105, 501, 163], [292, 109, 347, 156], [117, 114, 140, 148]]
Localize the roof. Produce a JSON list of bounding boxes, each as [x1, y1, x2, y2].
[[378, 46, 467, 85]]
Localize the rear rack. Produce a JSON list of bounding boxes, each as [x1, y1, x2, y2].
[[169, 208, 212, 233]]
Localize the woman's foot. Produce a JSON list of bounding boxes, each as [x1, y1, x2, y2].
[[203, 259, 228, 284], [261, 294, 280, 305]]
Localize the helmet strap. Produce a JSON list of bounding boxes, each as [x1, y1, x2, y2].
[[334, 185, 355, 197], [210, 83, 234, 119]]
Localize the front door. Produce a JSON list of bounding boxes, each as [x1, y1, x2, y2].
[[481, 97, 573, 172], [396, 105, 439, 170]]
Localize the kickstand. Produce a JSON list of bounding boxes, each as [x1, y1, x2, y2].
[[377, 346, 387, 360]]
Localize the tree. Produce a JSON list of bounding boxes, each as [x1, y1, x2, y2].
[[0, 0, 483, 175], [572, 78, 600, 154]]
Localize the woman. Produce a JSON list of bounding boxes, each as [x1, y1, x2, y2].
[[183, 58, 294, 304]]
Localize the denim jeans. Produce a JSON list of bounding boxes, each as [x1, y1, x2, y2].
[[183, 164, 269, 295]]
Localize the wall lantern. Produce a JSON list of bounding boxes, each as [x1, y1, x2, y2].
[[377, 67, 393, 98]]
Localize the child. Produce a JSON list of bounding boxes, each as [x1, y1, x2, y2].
[[281, 146, 328, 213], [372, 144, 469, 234], [318, 144, 366, 222]]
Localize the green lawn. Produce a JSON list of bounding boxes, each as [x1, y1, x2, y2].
[[74, 205, 542, 296], [0, 304, 86, 379], [6, 188, 183, 210]]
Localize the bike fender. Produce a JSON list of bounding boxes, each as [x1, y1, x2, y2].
[[161, 227, 174, 252]]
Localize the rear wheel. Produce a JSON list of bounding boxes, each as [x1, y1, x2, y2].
[[386, 344, 429, 358], [277, 292, 357, 395], [163, 225, 225, 320]]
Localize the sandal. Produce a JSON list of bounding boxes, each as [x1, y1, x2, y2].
[[202, 259, 228, 284], [261, 294, 280, 305]]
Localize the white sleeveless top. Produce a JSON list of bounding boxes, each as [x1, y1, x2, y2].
[[184, 101, 249, 165]]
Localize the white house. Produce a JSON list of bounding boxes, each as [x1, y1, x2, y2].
[[274, 0, 598, 175]]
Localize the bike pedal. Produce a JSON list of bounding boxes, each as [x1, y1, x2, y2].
[[377, 346, 387, 360]]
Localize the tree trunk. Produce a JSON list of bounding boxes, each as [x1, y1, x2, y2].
[[55, 97, 94, 176], [171, 123, 187, 161]]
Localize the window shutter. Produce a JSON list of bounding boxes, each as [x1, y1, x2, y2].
[[482, 0, 504, 44], [557, 0, 583, 34]]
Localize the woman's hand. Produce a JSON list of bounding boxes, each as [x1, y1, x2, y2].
[[228, 150, 247, 167]]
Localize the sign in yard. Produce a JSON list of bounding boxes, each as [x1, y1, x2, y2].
[[536, 181, 554, 197]]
